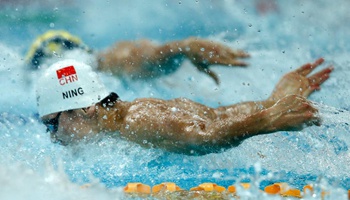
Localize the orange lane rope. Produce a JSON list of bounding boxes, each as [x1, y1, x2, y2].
[[121, 182, 350, 199]]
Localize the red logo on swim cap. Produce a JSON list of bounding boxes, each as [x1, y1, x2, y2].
[[56, 65, 78, 85], [56, 65, 76, 79]]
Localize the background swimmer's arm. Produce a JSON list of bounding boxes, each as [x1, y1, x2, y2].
[[96, 38, 249, 83]]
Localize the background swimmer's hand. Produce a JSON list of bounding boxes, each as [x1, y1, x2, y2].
[[183, 37, 249, 84], [269, 58, 333, 101], [263, 95, 321, 132]]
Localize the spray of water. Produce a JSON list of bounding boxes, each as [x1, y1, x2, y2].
[[1, 0, 350, 199]]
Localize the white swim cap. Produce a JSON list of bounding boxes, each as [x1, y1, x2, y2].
[[36, 59, 110, 117]]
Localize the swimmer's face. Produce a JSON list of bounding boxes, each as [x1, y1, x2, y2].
[[42, 106, 100, 145], [41, 93, 119, 145]]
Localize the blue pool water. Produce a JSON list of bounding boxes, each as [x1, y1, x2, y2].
[[1, 0, 350, 199]]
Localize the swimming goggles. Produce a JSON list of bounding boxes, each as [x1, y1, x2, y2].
[[42, 92, 119, 134], [42, 112, 62, 134]]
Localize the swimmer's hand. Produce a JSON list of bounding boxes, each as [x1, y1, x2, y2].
[[182, 38, 249, 84], [269, 58, 334, 101], [264, 95, 321, 131]]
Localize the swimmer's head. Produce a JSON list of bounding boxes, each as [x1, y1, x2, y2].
[[26, 30, 94, 70], [36, 59, 110, 117]]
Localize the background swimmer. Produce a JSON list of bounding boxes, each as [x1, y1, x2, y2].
[[26, 30, 249, 84]]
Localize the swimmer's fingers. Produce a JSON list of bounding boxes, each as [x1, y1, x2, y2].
[[213, 51, 249, 67], [196, 47, 249, 67], [187, 39, 249, 67], [308, 66, 334, 90], [230, 49, 250, 58], [296, 58, 325, 76], [308, 114, 322, 126], [194, 51, 248, 84], [223, 49, 250, 66], [287, 111, 321, 130], [229, 59, 249, 67], [196, 65, 220, 85]]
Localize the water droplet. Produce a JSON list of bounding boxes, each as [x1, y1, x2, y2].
[[248, 23, 252, 27], [254, 162, 262, 172], [212, 172, 223, 178]]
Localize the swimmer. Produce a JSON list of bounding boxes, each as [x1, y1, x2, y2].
[[26, 30, 249, 84], [37, 58, 333, 155]]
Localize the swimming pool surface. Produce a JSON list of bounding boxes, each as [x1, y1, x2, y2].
[[1, 0, 350, 199]]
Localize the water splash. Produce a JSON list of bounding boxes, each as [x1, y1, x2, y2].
[[1, 0, 350, 199]]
